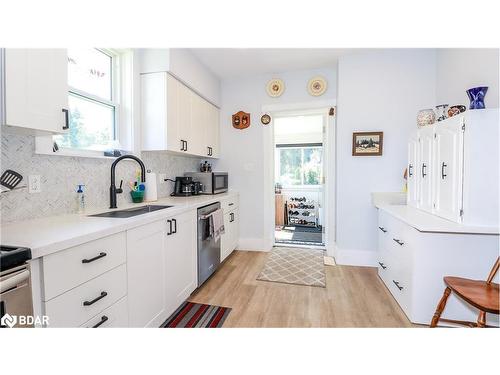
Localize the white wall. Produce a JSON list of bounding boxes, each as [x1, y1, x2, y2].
[[335, 49, 437, 266], [213, 67, 337, 250], [436, 49, 499, 109], [137, 48, 221, 106]]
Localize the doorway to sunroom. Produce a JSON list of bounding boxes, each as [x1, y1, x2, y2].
[[274, 112, 326, 247]]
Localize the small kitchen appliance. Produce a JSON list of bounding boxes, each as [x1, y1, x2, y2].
[[171, 176, 195, 196], [184, 172, 228, 195]]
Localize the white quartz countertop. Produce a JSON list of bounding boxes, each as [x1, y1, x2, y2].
[[377, 204, 499, 235], [1, 191, 238, 259]]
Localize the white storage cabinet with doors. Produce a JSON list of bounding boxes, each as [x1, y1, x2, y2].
[[406, 109, 499, 227], [1, 48, 69, 134], [221, 196, 239, 262], [141, 72, 220, 158]]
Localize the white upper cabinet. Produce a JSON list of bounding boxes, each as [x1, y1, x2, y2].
[[2, 49, 69, 134], [141, 72, 220, 158], [418, 126, 434, 213], [2, 48, 69, 134], [434, 119, 464, 222], [407, 109, 499, 227]]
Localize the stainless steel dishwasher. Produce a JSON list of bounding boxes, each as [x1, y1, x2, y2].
[[197, 202, 221, 287]]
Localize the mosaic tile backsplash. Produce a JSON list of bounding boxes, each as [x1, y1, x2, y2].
[[0, 132, 202, 224]]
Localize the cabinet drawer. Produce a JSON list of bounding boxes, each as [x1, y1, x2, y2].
[[222, 196, 239, 212], [80, 296, 128, 328], [42, 232, 126, 300], [45, 264, 127, 327]]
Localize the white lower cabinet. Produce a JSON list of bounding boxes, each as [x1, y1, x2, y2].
[[377, 209, 499, 326], [164, 210, 197, 317], [127, 220, 167, 328], [80, 296, 129, 328], [221, 207, 239, 262], [44, 264, 127, 327]]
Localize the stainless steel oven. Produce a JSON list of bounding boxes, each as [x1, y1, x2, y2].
[[197, 202, 221, 286], [184, 172, 228, 194]]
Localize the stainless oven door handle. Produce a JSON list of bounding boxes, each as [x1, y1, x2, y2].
[[0, 269, 30, 294]]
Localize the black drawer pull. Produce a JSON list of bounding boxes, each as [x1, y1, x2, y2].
[[408, 164, 413, 177], [167, 219, 172, 235], [228, 203, 234, 206], [92, 315, 108, 328], [393, 238, 404, 246], [83, 291, 107, 306], [82, 252, 107, 264], [378, 262, 387, 270], [422, 163, 427, 178], [392, 280, 403, 291], [378, 226, 387, 233], [441, 162, 447, 179], [62, 108, 70, 130], [172, 218, 177, 234]]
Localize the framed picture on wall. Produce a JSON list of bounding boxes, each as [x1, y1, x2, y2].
[[352, 132, 383, 156]]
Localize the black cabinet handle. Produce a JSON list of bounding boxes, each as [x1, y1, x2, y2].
[[172, 218, 177, 234], [378, 226, 387, 233], [228, 203, 234, 206], [393, 238, 404, 246], [92, 315, 108, 328], [180, 140, 184, 151], [83, 291, 107, 306], [408, 164, 413, 177], [62, 108, 69, 130], [185, 141, 188, 152], [82, 252, 107, 264], [441, 162, 447, 179], [392, 280, 403, 291], [230, 212, 234, 222], [378, 262, 387, 270], [422, 163, 427, 178], [167, 220, 172, 235]]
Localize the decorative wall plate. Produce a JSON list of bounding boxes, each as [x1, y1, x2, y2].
[[307, 76, 327, 96], [232, 111, 250, 130], [261, 114, 271, 125], [266, 79, 285, 97]]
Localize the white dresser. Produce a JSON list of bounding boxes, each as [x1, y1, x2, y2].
[[377, 109, 499, 326]]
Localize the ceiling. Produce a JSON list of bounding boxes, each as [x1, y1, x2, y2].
[[189, 48, 354, 79]]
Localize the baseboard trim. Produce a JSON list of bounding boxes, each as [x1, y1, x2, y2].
[[236, 238, 274, 252], [334, 246, 377, 267]]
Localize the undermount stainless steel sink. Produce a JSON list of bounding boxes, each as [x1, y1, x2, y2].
[[88, 205, 173, 218]]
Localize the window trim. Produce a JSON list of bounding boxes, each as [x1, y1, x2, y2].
[[36, 49, 136, 159]]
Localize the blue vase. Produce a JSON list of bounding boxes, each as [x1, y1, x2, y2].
[[466, 86, 488, 109]]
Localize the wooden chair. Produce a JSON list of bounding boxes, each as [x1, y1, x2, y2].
[[430, 257, 499, 328]]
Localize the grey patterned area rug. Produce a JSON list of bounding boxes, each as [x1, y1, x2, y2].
[[257, 247, 326, 288]]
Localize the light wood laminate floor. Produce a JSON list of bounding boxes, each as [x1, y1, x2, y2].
[[189, 250, 413, 327]]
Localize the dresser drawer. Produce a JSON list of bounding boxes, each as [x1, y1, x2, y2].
[[222, 195, 239, 212], [45, 264, 127, 327], [80, 296, 128, 328], [43, 232, 126, 300]]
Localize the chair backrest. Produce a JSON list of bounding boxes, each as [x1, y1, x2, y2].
[[486, 256, 500, 284]]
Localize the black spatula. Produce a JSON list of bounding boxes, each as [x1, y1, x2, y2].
[[0, 169, 23, 190]]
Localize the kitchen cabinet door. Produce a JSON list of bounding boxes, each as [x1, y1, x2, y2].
[[127, 220, 166, 327], [177, 81, 193, 154], [4, 49, 69, 134], [166, 74, 183, 152], [221, 208, 239, 262], [434, 119, 464, 222], [164, 210, 197, 317], [205, 102, 220, 158], [418, 126, 434, 213], [407, 132, 419, 208], [188, 91, 207, 157]]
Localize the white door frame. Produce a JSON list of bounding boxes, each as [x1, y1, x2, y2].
[[262, 100, 336, 257]]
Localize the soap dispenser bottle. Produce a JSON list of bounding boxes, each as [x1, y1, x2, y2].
[[76, 184, 86, 213]]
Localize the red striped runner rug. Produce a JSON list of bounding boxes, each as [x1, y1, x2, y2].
[[162, 301, 231, 328]]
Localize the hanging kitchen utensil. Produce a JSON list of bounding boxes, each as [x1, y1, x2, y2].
[[0, 169, 23, 190]]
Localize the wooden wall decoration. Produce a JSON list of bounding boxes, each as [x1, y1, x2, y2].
[[232, 111, 251, 130]]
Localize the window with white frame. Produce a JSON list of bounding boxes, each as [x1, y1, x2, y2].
[[54, 48, 122, 152]]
